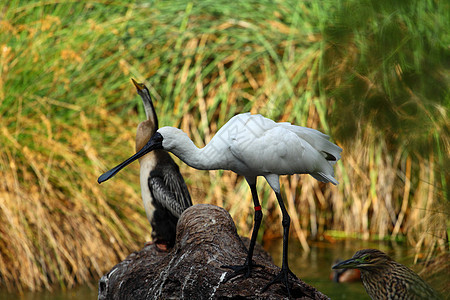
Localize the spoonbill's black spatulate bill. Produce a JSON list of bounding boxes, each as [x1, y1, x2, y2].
[[98, 111, 342, 296]]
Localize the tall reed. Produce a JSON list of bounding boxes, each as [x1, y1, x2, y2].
[[0, 0, 447, 291]]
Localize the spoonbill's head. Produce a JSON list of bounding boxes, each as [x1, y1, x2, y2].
[[98, 131, 164, 184]]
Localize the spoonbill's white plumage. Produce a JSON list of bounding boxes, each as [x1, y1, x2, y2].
[[145, 114, 340, 185], [131, 79, 192, 249], [98, 112, 342, 295]]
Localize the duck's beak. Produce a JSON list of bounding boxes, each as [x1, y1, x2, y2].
[[332, 257, 359, 270], [98, 132, 164, 184]]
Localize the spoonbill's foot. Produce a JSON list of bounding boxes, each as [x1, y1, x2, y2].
[[221, 261, 264, 282], [261, 266, 297, 297]]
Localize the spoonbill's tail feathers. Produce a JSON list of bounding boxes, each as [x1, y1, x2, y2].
[[282, 123, 342, 185], [285, 125, 342, 165], [311, 172, 339, 185]]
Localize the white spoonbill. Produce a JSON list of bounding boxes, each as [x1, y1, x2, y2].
[[133, 79, 192, 249], [98, 112, 342, 295]]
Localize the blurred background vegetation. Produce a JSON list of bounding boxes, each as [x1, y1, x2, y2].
[[0, 0, 448, 293]]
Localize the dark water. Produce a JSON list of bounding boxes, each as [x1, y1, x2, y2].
[[0, 239, 430, 299], [0, 285, 97, 300], [266, 238, 393, 299]]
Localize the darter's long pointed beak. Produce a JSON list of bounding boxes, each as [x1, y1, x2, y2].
[[98, 132, 163, 184], [130, 78, 158, 129], [131, 78, 144, 91]]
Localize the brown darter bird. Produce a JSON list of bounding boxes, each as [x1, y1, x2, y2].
[[132, 79, 192, 250]]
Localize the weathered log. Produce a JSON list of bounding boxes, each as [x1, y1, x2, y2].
[[98, 204, 329, 299]]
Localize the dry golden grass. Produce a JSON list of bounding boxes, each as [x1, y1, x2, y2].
[[0, 111, 149, 292]]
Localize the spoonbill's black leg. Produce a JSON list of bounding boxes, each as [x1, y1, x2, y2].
[[262, 191, 297, 297], [222, 183, 263, 280]]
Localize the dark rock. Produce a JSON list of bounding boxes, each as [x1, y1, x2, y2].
[[98, 204, 329, 299]]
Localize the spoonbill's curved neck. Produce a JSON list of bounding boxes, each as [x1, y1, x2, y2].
[[165, 132, 225, 171]]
